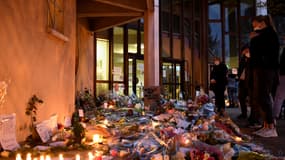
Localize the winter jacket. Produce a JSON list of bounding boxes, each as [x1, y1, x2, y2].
[[249, 26, 280, 69], [210, 63, 228, 89]]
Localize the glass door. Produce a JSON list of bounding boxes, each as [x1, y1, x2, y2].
[[128, 57, 144, 98], [162, 62, 182, 99]]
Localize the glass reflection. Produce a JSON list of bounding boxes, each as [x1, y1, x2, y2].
[[113, 27, 124, 81], [96, 38, 109, 81], [208, 3, 221, 20], [208, 23, 222, 58], [225, 7, 237, 32]]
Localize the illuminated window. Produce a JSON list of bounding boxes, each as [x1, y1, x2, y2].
[[96, 38, 110, 81], [96, 38, 110, 95]]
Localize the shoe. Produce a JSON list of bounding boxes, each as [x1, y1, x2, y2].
[[256, 128, 278, 138], [248, 123, 262, 129], [237, 114, 247, 119]]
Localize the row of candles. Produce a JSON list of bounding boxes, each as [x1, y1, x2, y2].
[[15, 133, 105, 160], [15, 151, 103, 160]]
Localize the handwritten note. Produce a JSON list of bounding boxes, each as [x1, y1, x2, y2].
[[0, 113, 20, 151], [48, 114, 58, 135], [36, 120, 51, 143], [35, 114, 59, 143]]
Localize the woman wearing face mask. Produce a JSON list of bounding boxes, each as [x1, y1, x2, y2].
[[249, 15, 280, 137], [210, 57, 228, 116]]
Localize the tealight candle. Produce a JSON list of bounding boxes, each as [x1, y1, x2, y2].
[[59, 154, 64, 160], [234, 136, 242, 142], [103, 119, 109, 125], [15, 153, 21, 160], [75, 154, 80, 160], [45, 155, 51, 160], [93, 134, 103, 143], [185, 139, 190, 145], [88, 152, 94, 160], [39, 155, 44, 160], [26, 153, 32, 160]]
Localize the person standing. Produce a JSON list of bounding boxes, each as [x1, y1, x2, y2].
[[227, 70, 238, 108], [249, 15, 280, 137], [237, 45, 251, 119], [210, 57, 228, 116], [273, 43, 285, 121]]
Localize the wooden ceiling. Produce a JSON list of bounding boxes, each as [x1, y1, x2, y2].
[[77, 0, 153, 32]]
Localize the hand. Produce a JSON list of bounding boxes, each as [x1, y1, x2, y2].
[[249, 32, 259, 39], [210, 79, 216, 83]]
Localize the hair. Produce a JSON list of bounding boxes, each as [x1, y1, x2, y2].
[[213, 57, 221, 62], [252, 15, 271, 27]]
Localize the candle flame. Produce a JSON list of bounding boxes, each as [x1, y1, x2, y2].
[[75, 154, 80, 160], [16, 153, 21, 160], [26, 153, 32, 160], [93, 134, 102, 143], [59, 154, 64, 160], [45, 155, 51, 160]]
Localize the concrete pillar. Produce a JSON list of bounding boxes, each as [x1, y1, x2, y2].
[[143, 0, 160, 108], [144, 0, 159, 87]]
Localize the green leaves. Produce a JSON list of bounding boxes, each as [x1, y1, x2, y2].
[[25, 94, 44, 131]]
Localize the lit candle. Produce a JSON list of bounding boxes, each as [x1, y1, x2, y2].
[[88, 152, 94, 160], [185, 139, 190, 145], [93, 134, 102, 143], [45, 155, 51, 160], [103, 119, 109, 125], [59, 154, 64, 160], [16, 153, 21, 160], [109, 105, 114, 109], [26, 153, 32, 160], [39, 155, 44, 160], [75, 154, 80, 160], [234, 136, 242, 142]]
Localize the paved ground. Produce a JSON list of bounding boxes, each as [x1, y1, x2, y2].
[[226, 107, 285, 157]]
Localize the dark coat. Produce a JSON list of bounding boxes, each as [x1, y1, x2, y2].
[[238, 55, 252, 88], [249, 26, 280, 69], [210, 63, 228, 90], [238, 56, 248, 79]]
